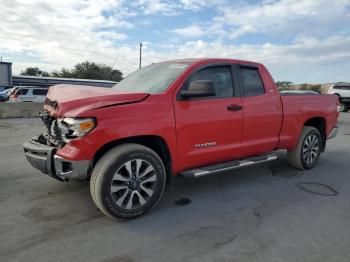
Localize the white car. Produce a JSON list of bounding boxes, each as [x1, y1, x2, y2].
[[327, 84, 350, 112], [9, 86, 48, 102], [280, 90, 319, 95]]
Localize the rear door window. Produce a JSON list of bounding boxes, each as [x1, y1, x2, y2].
[[239, 67, 265, 97], [20, 89, 29, 95], [334, 86, 350, 90], [33, 89, 48, 96]]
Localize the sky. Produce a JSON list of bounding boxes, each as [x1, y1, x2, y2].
[[0, 0, 350, 83]]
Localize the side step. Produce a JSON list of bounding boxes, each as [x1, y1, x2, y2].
[[179, 154, 278, 178]]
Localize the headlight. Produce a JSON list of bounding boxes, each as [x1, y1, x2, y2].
[[57, 117, 96, 142]]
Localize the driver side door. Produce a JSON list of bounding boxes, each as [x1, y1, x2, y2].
[[174, 64, 243, 170]]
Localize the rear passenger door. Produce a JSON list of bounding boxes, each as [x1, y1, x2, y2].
[[33, 89, 48, 102], [18, 88, 30, 102], [341, 86, 350, 98], [237, 65, 283, 157]]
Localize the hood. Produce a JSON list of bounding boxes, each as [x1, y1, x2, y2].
[[44, 84, 149, 117]]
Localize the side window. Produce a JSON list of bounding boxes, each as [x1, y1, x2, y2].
[[188, 66, 234, 98], [33, 89, 48, 96], [20, 89, 29, 95], [333, 86, 350, 90], [240, 67, 265, 97]]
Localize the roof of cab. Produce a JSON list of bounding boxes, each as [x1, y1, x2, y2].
[[163, 58, 262, 66]]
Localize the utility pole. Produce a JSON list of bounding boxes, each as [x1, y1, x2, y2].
[[139, 42, 143, 69]]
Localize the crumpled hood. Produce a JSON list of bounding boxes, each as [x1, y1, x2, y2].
[[44, 84, 149, 117]]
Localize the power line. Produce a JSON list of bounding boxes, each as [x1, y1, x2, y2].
[[110, 47, 120, 70]]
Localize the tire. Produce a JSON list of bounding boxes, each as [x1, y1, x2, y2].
[[287, 126, 322, 170], [339, 102, 348, 112], [90, 143, 166, 219]]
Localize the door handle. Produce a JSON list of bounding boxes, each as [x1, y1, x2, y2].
[[227, 104, 242, 111]]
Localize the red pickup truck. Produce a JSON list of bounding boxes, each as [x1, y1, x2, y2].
[[23, 58, 339, 219]]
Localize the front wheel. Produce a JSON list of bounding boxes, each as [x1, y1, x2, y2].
[[287, 126, 322, 170], [90, 143, 166, 219]]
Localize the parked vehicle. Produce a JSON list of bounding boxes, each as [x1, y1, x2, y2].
[[0, 91, 7, 102], [280, 90, 319, 95], [9, 86, 48, 102], [327, 84, 350, 112], [23, 58, 339, 219], [0, 88, 13, 102]]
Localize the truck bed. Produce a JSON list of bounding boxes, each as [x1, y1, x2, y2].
[[278, 94, 338, 150]]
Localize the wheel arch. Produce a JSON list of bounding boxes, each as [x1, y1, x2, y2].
[[92, 135, 174, 186]]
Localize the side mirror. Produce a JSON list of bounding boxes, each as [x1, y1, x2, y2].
[[180, 80, 216, 98]]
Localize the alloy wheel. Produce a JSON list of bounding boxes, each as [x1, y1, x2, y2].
[[302, 134, 320, 165], [110, 159, 157, 210]]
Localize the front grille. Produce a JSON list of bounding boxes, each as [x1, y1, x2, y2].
[[40, 111, 54, 131], [39, 111, 65, 148], [51, 120, 63, 141], [45, 98, 58, 110]]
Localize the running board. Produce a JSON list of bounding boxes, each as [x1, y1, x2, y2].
[[179, 154, 278, 178]]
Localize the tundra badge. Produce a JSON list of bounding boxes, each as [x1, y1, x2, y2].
[[195, 142, 217, 148]]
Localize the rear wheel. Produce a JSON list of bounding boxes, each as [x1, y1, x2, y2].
[[287, 126, 322, 170], [90, 143, 166, 219], [339, 102, 348, 112]]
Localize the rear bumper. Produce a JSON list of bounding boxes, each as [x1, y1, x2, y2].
[[327, 125, 339, 140], [23, 139, 91, 181]]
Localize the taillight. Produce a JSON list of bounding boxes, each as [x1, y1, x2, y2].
[[9, 93, 18, 100], [336, 100, 341, 113]]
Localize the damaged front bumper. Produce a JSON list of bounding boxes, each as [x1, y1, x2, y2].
[[23, 137, 90, 182]]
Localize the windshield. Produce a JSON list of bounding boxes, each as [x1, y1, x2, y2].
[[114, 62, 189, 93]]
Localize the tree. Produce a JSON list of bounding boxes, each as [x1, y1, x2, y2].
[[72, 61, 123, 82], [300, 83, 308, 90], [20, 67, 50, 77], [299, 83, 322, 93], [52, 61, 123, 81], [309, 84, 322, 94], [20, 62, 123, 82], [276, 81, 293, 91], [72, 61, 101, 79], [51, 68, 74, 78]]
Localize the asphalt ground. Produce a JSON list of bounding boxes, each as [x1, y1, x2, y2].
[[1, 113, 349, 262]]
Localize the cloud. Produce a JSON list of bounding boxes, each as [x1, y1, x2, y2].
[[215, 0, 350, 39], [133, 0, 223, 15], [96, 32, 128, 41], [0, 0, 136, 71], [155, 36, 350, 65], [172, 25, 205, 38], [0, 0, 349, 83], [179, 0, 222, 10], [133, 0, 180, 15], [142, 35, 350, 83], [170, 0, 350, 41]]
